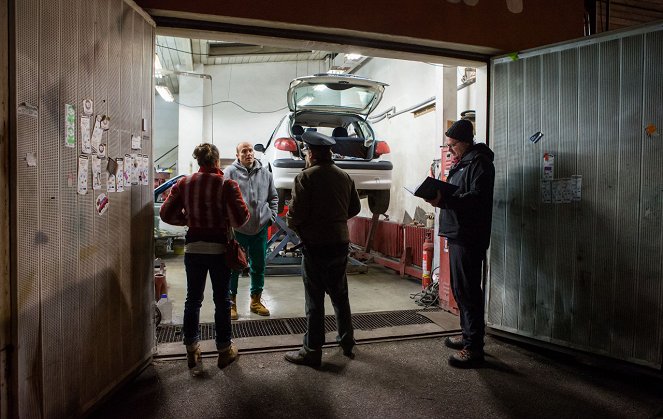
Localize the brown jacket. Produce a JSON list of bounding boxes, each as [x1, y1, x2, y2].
[[287, 161, 361, 246]]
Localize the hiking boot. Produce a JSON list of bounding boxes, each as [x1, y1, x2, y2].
[[448, 348, 484, 368], [250, 293, 270, 316], [284, 348, 322, 368], [186, 343, 203, 375], [217, 343, 238, 369], [444, 335, 464, 350], [230, 294, 238, 320]]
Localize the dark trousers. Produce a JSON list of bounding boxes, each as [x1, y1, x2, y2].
[[301, 243, 354, 352], [449, 242, 486, 351], [183, 253, 232, 349]]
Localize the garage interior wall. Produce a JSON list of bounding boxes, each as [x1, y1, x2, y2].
[[13, 0, 155, 416], [488, 24, 663, 368]]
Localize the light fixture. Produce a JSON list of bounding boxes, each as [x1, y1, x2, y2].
[[314, 84, 327, 91], [297, 95, 314, 106], [346, 53, 363, 61], [155, 85, 174, 103]]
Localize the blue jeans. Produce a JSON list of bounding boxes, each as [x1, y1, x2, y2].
[[448, 242, 486, 351], [301, 243, 354, 352], [229, 226, 268, 296], [183, 253, 232, 349]]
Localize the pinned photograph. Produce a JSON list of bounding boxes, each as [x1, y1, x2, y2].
[[131, 135, 141, 150], [99, 115, 111, 130], [98, 143, 107, 158]]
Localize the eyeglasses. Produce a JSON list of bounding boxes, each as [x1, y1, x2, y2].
[[446, 142, 460, 148]]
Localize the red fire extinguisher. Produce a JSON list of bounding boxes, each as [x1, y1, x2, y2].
[[422, 231, 434, 289]]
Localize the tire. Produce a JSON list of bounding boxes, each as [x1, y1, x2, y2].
[[368, 189, 390, 214]]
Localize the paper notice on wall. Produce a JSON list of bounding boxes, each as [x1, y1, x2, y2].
[[92, 156, 102, 190], [96, 193, 109, 216], [552, 179, 563, 204], [543, 153, 554, 180], [541, 180, 552, 203], [116, 157, 124, 192], [78, 155, 89, 195], [124, 154, 133, 186], [82, 99, 93, 115], [130, 153, 139, 185], [65, 104, 76, 148], [25, 153, 37, 167], [142, 155, 149, 185], [107, 173, 116, 192], [562, 178, 574, 203], [132, 135, 141, 150], [572, 175, 582, 202], [91, 119, 104, 155], [80, 116, 92, 154]]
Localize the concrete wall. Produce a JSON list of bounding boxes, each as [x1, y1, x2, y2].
[[153, 92, 179, 171]]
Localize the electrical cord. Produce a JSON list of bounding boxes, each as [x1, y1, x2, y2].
[[410, 266, 440, 308], [173, 99, 288, 113]]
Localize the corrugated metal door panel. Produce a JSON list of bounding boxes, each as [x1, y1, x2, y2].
[[487, 62, 508, 327], [518, 55, 542, 335], [590, 39, 620, 353], [571, 43, 600, 347], [633, 30, 663, 365], [15, 0, 42, 415], [611, 34, 644, 360], [551, 48, 579, 343], [504, 59, 524, 330], [533, 52, 560, 340], [119, 3, 135, 368], [60, 0, 82, 415], [78, 0, 97, 403], [93, 0, 112, 388], [107, 0, 125, 375], [39, 0, 64, 416]]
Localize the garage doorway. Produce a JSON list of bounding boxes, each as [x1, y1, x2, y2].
[[151, 31, 488, 355]]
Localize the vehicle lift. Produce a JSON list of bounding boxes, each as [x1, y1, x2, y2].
[[264, 215, 368, 276]]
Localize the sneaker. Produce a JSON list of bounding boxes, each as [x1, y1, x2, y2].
[[284, 348, 322, 368], [448, 348, 484, 368], [444, 335, 464, 350], [217, 343, 239, 369], [186, 343, 203, 375]]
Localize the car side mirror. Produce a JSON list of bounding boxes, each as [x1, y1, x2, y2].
[[254, 144, 265, 153]]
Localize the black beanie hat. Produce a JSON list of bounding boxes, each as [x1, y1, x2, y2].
[[445, 119, 474, 143]]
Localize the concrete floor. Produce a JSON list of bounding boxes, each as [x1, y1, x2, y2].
[[158, 254, 425, 324], [93, 335, 663, 419]]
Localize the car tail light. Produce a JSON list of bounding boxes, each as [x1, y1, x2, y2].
[[375, 141, 391, 156], [274, 137, 298, 152]]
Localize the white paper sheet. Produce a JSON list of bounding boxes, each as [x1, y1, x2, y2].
[[80, 116, 92, 154], [65, 104, 76, 148], [77, 155, 88, 195]]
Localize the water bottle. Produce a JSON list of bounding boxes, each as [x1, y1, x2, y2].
[[158, 293, 173, 324]]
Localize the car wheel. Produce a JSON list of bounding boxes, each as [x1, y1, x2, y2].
[[368, 190, 390, 214], [277, 188, 291, 214]]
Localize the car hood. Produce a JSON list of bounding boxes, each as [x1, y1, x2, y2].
[[287, 74, 388, 117]]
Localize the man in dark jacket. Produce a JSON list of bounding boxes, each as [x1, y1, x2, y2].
[[427, 119, 495, 368], [285, 131, 361, 367]]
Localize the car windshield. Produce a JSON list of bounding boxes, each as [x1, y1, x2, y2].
[[293, 84, 378, 113]]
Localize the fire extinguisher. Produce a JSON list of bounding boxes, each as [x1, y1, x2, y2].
[[422, 231, 434, 289]]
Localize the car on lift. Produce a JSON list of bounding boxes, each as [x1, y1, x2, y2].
[[255, 73, 393, 215], [154, 174, 186, 238]]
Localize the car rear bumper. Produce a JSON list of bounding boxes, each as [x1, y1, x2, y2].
[[272, 158, 392, 191]]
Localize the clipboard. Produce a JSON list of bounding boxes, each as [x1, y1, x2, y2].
[[405, 176, 459, 200]]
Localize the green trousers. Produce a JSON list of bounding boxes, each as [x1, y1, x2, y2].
[[229, 225, 268, 296]]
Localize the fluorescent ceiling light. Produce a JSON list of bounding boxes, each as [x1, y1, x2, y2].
[[154, 54, 163, 78], [155, 85, 174, 103], [314, 84, 327, 91], [297, 95, 314, 106], [346, 53, 363, 61]]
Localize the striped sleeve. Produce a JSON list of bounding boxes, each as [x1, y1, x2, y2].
[[223, 179, 250, 228], [159, 178, 188, 226]]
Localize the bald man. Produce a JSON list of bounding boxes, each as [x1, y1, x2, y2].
[[223, 142, 278, 319]]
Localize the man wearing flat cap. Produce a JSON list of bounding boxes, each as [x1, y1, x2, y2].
[[285, 131, 361, 367], [426, 119, 495, 368]]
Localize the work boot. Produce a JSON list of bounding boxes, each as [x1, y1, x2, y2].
[[230, 294, 238, 320], [448, 348, 484, 369], [217, 342, 239, 369], [444, 335, 464, 350], [186, 343, 203, 375], [284, 347, 322, 368], [250, 293, 270, 316]]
